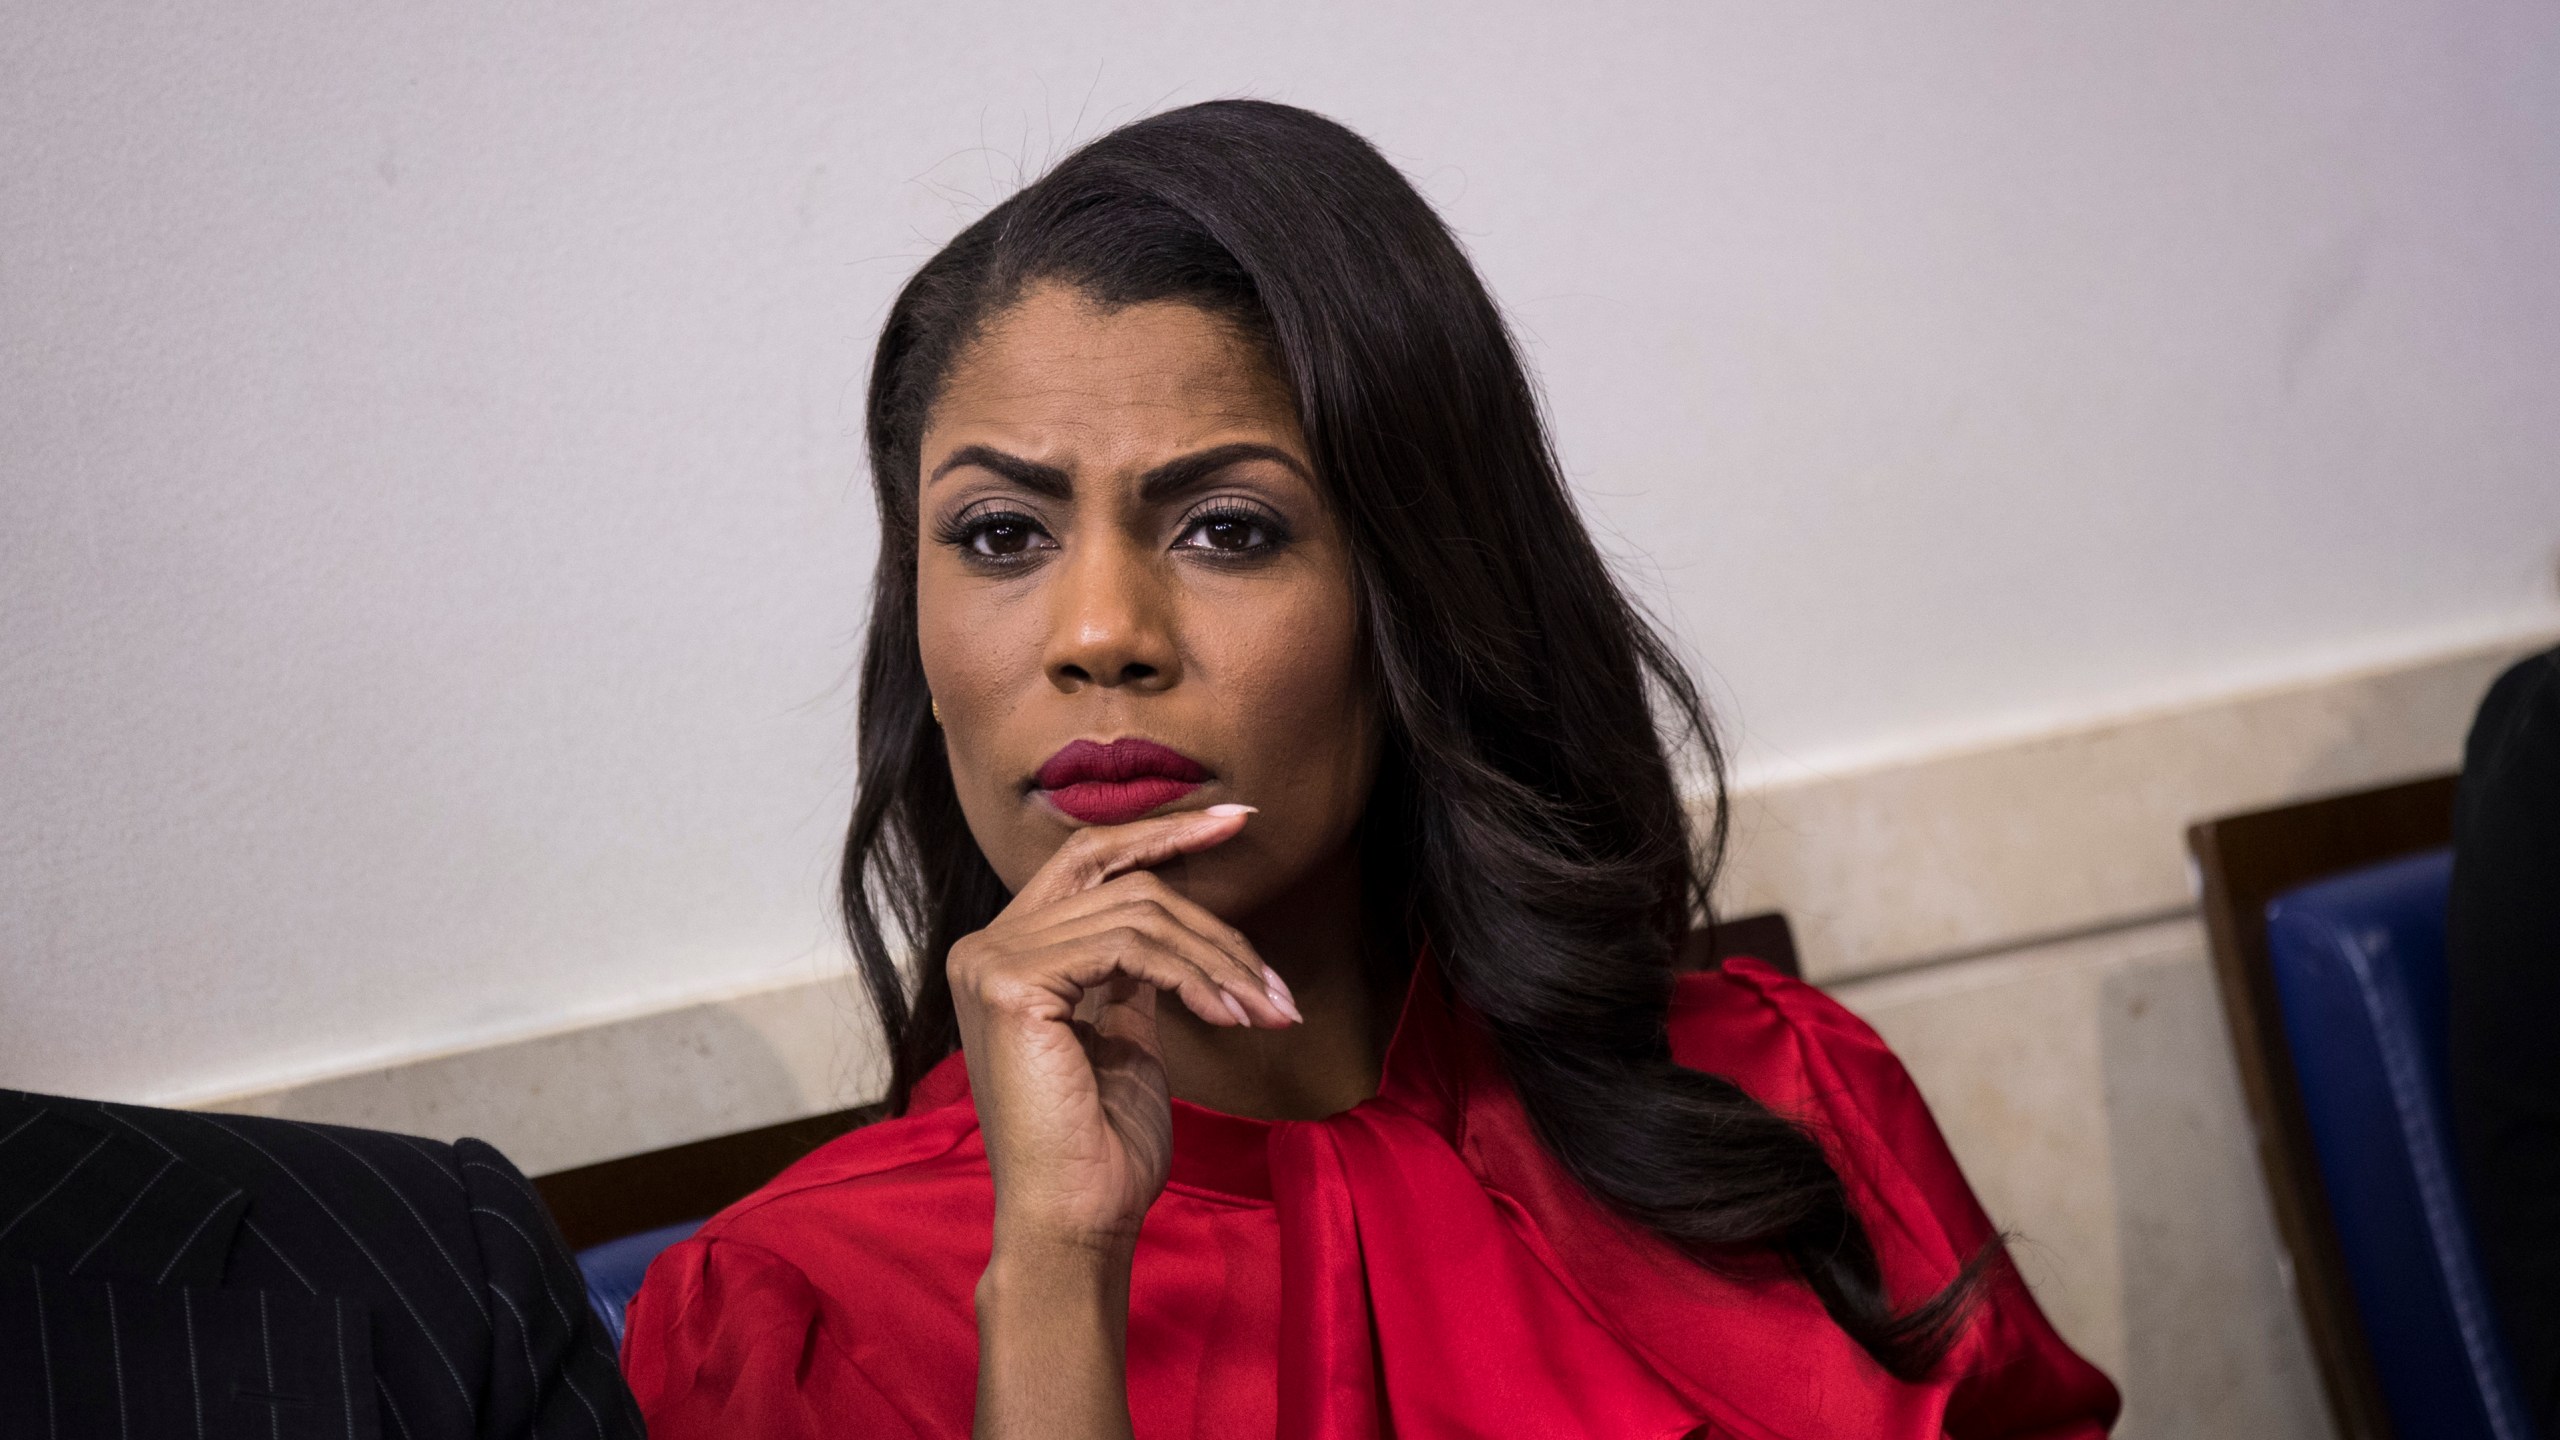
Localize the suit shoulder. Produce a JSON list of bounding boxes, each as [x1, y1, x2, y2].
[[2466, 642, 2560, 782], [5, 1090, 473, 1221]]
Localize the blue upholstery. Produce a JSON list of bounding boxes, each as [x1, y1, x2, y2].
[[2266, 849, 2537, 1440], [576, 1219, 702, 1354]]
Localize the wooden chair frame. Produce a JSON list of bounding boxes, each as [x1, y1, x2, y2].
[[2187, 772, 2459, 1440]]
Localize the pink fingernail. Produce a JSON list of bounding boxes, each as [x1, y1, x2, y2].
[[1263, 967, 1304, 1024], [1204, 803, 1257, 817], [1221, 990, 1252, 1027]]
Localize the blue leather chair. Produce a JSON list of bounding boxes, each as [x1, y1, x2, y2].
[[2266, 848, 2538, 1440], [576, 1219, 703, 1352]]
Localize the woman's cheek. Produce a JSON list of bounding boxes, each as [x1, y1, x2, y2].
[[917, 576, 1046, 890], [1234, 589, 1370, 829]]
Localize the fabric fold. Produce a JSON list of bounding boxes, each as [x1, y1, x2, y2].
[[1272, 1121, 1383, 1438], [1273, 1097, 1705, 1438]]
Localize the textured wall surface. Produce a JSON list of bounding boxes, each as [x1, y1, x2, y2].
[[6, 4, 2558, 1106]]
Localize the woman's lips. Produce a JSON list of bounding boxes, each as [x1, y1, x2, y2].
[[1034, 738, 1211, 826]]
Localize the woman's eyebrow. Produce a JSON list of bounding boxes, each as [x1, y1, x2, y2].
[[1137, 443, 1313, 502], [927, 441, 1311, 501], [927, 445, 1072, 497]]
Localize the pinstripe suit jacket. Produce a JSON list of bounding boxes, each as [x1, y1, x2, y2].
[[0, 1090, 643, 1440]]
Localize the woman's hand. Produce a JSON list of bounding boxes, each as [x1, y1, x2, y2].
[[954, 803, 1299, 1438], [954, 802, 1300, 1250]]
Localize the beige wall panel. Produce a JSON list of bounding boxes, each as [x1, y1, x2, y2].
[[2099, 948, 2332, 1440], [1716, 635, 2539, 982], [205, 973, 885, 1176]]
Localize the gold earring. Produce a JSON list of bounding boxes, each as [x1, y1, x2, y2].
[[930, 698, 942, 725]]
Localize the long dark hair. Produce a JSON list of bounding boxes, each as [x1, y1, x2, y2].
[[841, 99, 1981, 1380]]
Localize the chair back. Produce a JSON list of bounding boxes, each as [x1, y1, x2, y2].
[[576, 1220, 704, 1352], [2267, 851, 2536, 1440]]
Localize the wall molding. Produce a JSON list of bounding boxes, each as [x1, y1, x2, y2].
[[204, 970, 888, 1175], [1712, 630, 2545, 982], [193, 628, 2553, 1175]]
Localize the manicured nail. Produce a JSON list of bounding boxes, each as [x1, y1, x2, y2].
[[1263, 966, 1304, 1024], [1204, 803, 1257, 818], [1221, 990, 1252, 1027]]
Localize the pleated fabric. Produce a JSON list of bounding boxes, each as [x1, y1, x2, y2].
[[624, 954, 2120, 1439]]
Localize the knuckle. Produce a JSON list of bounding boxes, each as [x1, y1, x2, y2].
[[1103, 898, 1168, 931], [983, 978, 1043, 1014]]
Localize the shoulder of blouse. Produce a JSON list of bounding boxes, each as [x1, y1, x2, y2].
[[621, 1100, 991, 1417], [670, 1081, 989, 1259], [1669, 954, 1981, 1274], [1668, 952, 1879, 1039], [620, 1231, 924, 1436], [1670, 956, 2124, 1432], [1666, 954, 1911, 1120]]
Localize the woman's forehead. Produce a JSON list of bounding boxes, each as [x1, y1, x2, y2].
[[924, 286, 1302, 468]]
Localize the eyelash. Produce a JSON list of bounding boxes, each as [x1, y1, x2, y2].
[[1175, 503, 1292, 555], [932, 508, 1050, 561], [931, 503, 1293, 564]]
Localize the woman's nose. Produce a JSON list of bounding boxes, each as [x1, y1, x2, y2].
[[1043, 533, 1180, 692]]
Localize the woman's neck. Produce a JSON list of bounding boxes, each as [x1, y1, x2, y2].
[[1154, 843, 1387, 1122]]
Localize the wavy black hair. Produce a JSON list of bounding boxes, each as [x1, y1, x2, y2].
[[841, 98, 1983, 1380]]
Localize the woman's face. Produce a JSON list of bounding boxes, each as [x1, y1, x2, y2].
[[914, 283, 1378, 919]]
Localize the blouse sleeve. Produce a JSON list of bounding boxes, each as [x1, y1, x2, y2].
[[620, 1233, 921, 1440], [1676, 962, 2123, 1438]]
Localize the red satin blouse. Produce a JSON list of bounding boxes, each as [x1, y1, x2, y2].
[[623, 956, 2119, 1438]]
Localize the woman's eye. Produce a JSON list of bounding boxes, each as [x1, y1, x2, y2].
[[954, 513, 1053, 559], [1176, 509, 1282, 554]]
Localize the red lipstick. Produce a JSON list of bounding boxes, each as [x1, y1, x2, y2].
[[1034, 738, 1211, 826]]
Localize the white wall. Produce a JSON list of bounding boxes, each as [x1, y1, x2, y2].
[[6, 2, 2557, 1104]]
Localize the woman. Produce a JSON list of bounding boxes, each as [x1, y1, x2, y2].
[[624, 100, 2118, 1438]]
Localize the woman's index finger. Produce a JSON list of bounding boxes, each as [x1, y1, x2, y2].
[[1026, 805, 1255, 902]]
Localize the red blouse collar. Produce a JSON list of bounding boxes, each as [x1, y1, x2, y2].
[[1165, 947, 1470, 1204]]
